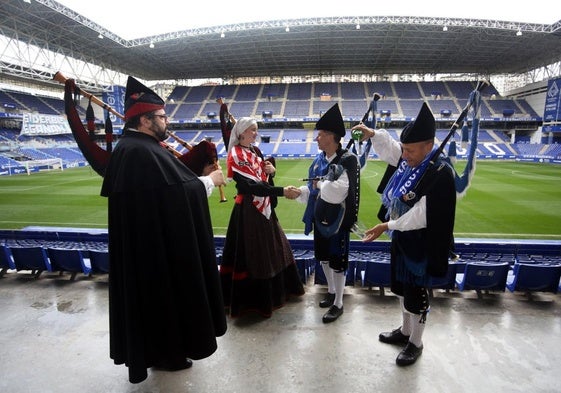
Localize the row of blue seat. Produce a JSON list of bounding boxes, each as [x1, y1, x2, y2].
[[0, 244, 108, 280], [3, 242, 561, 298], [349, 259, 561, 298]]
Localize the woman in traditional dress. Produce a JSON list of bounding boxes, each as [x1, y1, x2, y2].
[[220, 117, 305, 318]]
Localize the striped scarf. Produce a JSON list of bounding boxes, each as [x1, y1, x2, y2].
[[382, 146, 437, 223], [228, 145, 271, 219]]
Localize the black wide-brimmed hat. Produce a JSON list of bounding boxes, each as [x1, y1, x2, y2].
[[400, 102, 435, 143], [124, 76, 165, 121], [315, 103, 346, 137]]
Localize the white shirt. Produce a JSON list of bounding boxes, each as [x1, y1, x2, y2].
[[370, 129, 427, 231], [295, 152, 349, 205], [199, 176, 215, 198]]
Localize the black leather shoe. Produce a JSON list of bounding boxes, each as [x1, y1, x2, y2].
[[322, 305, 343, 323], [379, 327, 410, 345], [319, 293, 336, 308], [396, 342, 423, 366], [153, 358, 193, 371]]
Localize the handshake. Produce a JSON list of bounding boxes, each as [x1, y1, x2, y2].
[[283, 186, 301, 200]]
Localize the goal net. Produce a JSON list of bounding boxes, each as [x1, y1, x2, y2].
[[23, 158, 64, 175]]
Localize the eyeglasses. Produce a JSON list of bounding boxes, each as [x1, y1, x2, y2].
[[150, 114, 169, 121]]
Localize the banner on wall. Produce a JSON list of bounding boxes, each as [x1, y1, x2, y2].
[[102, 85, 126, 125], [543, 77, 561, 123], [20, 113, 72, 136]]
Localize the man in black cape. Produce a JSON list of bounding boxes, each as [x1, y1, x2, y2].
[[353, 102, 456, 366], [100, 76, 227, 383]]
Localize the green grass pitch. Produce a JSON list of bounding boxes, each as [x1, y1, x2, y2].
[[1, 160, 560, 240]]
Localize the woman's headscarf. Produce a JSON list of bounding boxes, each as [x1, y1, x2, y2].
[[227, 117, 257, 152]]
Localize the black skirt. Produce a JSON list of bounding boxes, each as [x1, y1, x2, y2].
[[220, 197, 305, 317]]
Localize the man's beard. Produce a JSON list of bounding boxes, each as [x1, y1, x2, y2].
[[149, 123, 167, 141], [155, 128, 167, 141]]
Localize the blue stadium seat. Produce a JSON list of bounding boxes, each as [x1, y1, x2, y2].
[[88, 249, 110, 274], [293, 250, 314, 283], [47, 247, 91, 280], [455, 262, 510, 298], [314, 260, 326, 285], [429, 261, 460, 296], [10, 246, 52, 278], [0, 244, 16, 276], [506, 263, 561, 294], [361, 260, 392, 295]]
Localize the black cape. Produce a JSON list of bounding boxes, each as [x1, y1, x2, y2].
[[100, 130, 227, 383]]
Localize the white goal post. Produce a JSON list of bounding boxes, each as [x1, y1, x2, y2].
[[23, 158, 64, 175]]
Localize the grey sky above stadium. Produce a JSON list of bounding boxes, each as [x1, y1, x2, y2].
[[57, 0, 559, 40]]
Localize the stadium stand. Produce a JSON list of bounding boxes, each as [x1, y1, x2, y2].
[[1, 227, 560, 300], [3, 79, 553, 169], [261, 83, 287, 100]]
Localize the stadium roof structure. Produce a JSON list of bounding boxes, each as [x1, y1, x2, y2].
[[1, 0, 560, 90]]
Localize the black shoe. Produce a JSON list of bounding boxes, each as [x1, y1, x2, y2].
[[379, 327, 410, 345], [396, 342, 423, 366], [319, 293, 336, 308], [153, 358, 193, 371], [322, 305, 343, 323]]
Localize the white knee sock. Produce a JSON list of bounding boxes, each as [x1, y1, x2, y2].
[[333, 271, 346, 308], [321, 261, 335, 294], [399, 296, 412, 336], [409, 315, 425, 348]]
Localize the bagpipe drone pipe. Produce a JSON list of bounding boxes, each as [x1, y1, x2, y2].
[[55, 71, 227, 201], [441, 81, 487, 198], [301, 93, 381, 183], [372, 80, 488, 222], [414, 79, 488, 199], [217, 97, 234, 151], [347, 92, 381, 169]]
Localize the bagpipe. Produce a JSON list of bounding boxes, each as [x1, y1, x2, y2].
[[217, 97, 235, 151], [370, 80, 487, 223], [303, 92, 382, 183], [54, 71, 227, 202], [423, 79, 488, 198], [165, 130, 227, 202], [348, 92, 381, 169]]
